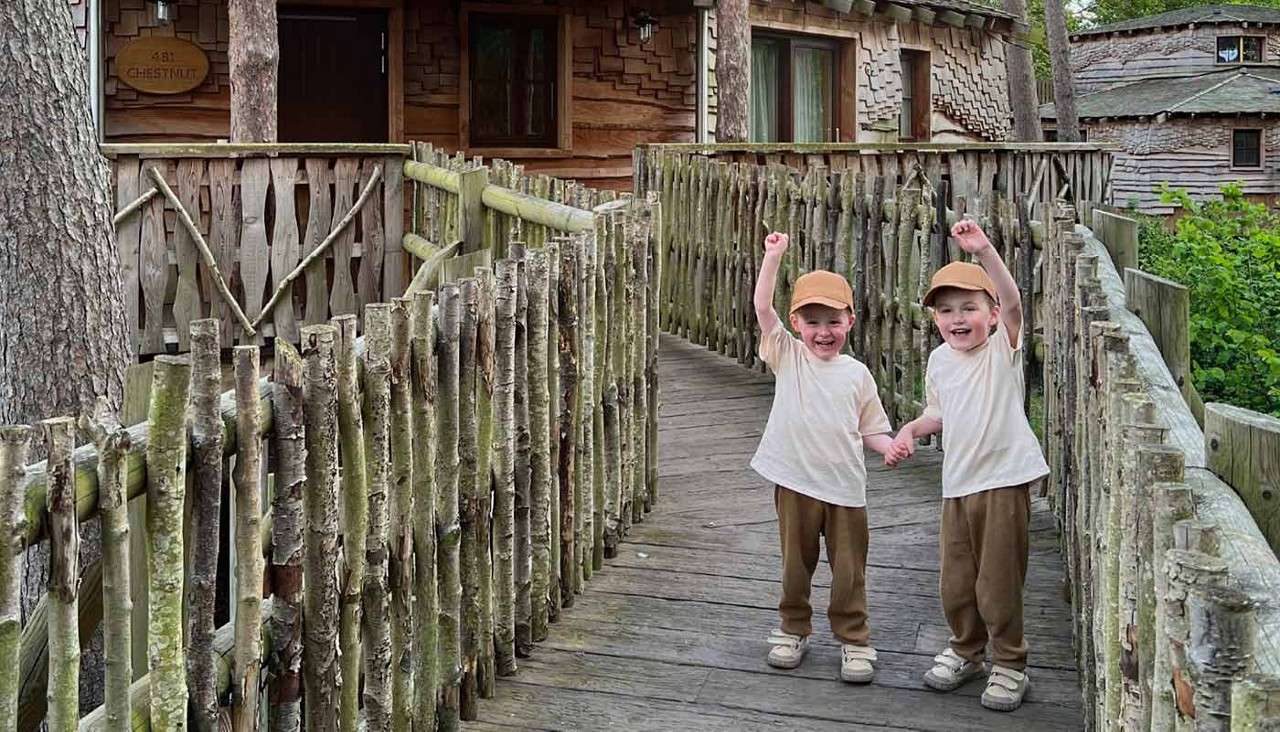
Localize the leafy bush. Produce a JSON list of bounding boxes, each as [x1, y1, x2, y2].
[[1134, 184, 1280, 416]]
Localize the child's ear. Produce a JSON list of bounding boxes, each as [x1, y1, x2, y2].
[[788, 311, 800, 330]]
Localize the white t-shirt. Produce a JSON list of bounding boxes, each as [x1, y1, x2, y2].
[[750, 323, 892, 508], [923, 321, 1050, 498]]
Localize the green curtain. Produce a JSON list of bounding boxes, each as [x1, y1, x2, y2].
[[750, 40, 779, 142], [793, 47, 832, 142]]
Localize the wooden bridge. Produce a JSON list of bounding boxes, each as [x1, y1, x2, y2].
[[3, 142, 1279, 730]]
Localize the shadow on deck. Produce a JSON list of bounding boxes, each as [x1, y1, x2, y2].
[[467, 335, 1083, 731]]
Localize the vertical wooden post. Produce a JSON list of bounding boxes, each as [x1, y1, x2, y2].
[[493, 260, 520, 676], [475, 270, 498, 698], [1093, 209, 1138, 274], [1205, 404, 1280, 556], [459, 167, 488, 255], [646, 199, 662, 510], [411, 292, 439, 730], [1125, 269, 1204, 425], [146, 356, 193, 730], [269, 342, 306, 732], [546, 241, 562, 618], [1152, 483, 1195, 732], [301, 325, 342, 732], [1232, 674, 1280, 729], [44, 417, 78, 732], [187, 319, 222, 731], [526, 249, 553, 642], [232, 346, 264, 731], [557, 239, 580, 606], [632, 208, 651, 518], [513, 252, 534, 657], [458, 278, 482, 719], [0, 426, 31, 730], [436, 284, 463, 732], [332, 313, 367, 732], [591, 219, 609, 570], [1186, 584, 1256, 730], [578, 236, 597, 584], [362, 304, 393, 730], [389, 297, 416, 730]]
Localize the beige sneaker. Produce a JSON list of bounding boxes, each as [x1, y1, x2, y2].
[[981, 665, 1030, 711], [766, 629, 809, 669], [923, 648, 986, 691], [840, 644, 877, 684]]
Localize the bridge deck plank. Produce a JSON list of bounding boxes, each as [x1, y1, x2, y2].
[[468, 335, 1082, 731]]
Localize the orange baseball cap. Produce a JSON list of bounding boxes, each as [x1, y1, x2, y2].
[[922, 262, 998, 307], [789, 270, 854, 314]]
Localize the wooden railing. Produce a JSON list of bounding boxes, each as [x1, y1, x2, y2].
[[105, 143, 410, 355], [1, 150, 659, 728], [1043, 205, 1280, 729]]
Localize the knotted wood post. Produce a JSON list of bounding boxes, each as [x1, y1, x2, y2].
[[646, 199, 662, 511], [631, 210, 650, 519], [388, 297, 416, 730], [616, 215, 635, 534], [331, 313, 368, 732], [436, 283, 463, 732], [0, 426, 31, 729], [578, 236, 598, 584], [526, 249, 553, 642], [557, 239, 580, 606], [458, 277, 482, 719], [475, 269, 498, 698], [146, 355, 193, 730], [233, 345, 264, 730], [1186, 583, 1256, 731], [546, 241, 562, 618], [44, 416, 78, 732], [302, 325, 341, 731], [591, 220, 608, 571], [362, 304, 394, 730], [602, 215, 624, 558], [512, 252, 534, 657], [1153, 483, 1196, 732], [187, 319, 222, 731], [411, 291, 439, 730], [493, 260, 520, 676], [1164, 545, 1229, 730], [269, 342, 306, 731]]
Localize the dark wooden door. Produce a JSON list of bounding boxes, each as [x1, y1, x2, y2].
[[278, 8, 388, 142]]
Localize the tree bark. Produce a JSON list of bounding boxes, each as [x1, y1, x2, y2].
[[715, 0, 751, 142], [269, 342, 306, 732], [388, 298, 416, 730], [1004, 0, 1043, 141], [232, 346, 264, 731], [0, 427, 32, 730], [361, 304, 393, 731], [44, 417, 79, 732], [187, 320, 223, 731], [411, 293, 439, 730], [1043, 0, 1081, 141], [331, 314, 367, 732], [436, 285, 463, 732], [228, 0, 279, 142], [493, 262, 519, 677]]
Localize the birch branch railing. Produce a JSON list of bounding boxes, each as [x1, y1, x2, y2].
[[1043, 204, 1280, 730], [1, 152, 660, 729]]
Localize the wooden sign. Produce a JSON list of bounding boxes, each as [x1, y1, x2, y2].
[[117, 36, 209, 95]]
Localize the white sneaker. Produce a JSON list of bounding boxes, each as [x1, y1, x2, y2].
[[981, 665, 1030, 711], [840, 644, 877, 683], [923, 648, 986, 691], [766, 629, 809, 669]]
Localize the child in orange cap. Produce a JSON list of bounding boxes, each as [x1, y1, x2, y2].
[[886, 219, 1049, 712], [751, 231, 895, 683]]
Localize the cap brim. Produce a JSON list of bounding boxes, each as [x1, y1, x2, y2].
[[922, 283, 991, 307], [789, 295, 852, 314]]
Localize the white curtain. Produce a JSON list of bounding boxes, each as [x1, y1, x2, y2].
[[751, 41, 779, 142], [793, 47, 831, 142]]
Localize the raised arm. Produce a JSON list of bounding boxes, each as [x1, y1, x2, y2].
[[951, 220, 1023, 346], [754, 232, 789, 334]]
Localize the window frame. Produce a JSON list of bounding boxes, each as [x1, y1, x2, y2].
[[1231, 128, 1264, 169], [749, 30, 853, 143], [460, 4, 572, 155], [898, 48, 931, 142], [1217, 35, 1266, 64]]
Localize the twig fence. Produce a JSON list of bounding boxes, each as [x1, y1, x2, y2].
[[0, 149, 659, 729], [1043, 204, 1280, 730]]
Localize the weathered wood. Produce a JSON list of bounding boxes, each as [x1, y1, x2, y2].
[[301, 325, 341, 732], [526, 248, 553, 642], [303, 160, 333, 326], [186, 319, 221, 731], [388, 298, 415, 730], [493, 261, 519, 677], [546, 240, 563, 619], [0, 426, 31, 730], [358, 160, 387, 312], [1231, 674, 1280, 730], [329, 159, 360, 318], [44, 417, 78, 732], [269, 158, 302, 343], [1125, 269, 1203, 425], [458, 277, 482, 720], [361, 304, 393, 730], [1205, 404, 1280, 559], [558, 240, 580, 606], [513, 253, 534, 658], [475, 270, 498, 699], [411, 292, 439, 731], [145, 356, 193, 730], [269, 341, 306, 731], [436, 284, 464, 732], [332, 312, 367, 732], [239, 159, 271, 342], [232, 346, 263, 730]]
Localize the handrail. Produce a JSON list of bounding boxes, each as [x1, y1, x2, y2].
[[100, 143, 412, 158], [636, 141, 1120, 153], [402, 160, 594, 234]]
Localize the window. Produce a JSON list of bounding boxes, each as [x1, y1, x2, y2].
[[1217, 35, 1264, 63], [1043, 128, 1088, 142], [1233, 129, 1262, 168], [467, 13, 558, 148], [899, 50, 930, 141], [750, 33, 837, 143]]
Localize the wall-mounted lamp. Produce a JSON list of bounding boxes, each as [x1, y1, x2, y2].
[[150, 0, 177, 25], [632, 11, 658, 43]]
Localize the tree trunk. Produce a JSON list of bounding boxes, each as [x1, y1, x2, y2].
[[187, 320, 223, 732], [1004, 0, 1043, 141], [715, 0, 751, 142], [228, 0, 279, 142], [1043, 0, 1081, 141]]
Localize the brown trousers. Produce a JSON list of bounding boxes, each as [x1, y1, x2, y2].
[[940, 484, 1031, 670], [775, 486, 870, 645]]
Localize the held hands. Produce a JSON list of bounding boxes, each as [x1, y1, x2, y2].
[[764, 232, 789, 258], [883, 430, 916, 468], [950, 219, 993, 256]]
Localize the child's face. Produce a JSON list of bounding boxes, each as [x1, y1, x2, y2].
[[931, 288, 999, 352], [789, 304, 853, 360]]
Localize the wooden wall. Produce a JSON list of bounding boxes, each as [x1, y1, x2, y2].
[[1072, 26, 1280, 94], [713, 1, 1012, 143], [407, 0, 698, 190], [1090, 116, 1280, 214]]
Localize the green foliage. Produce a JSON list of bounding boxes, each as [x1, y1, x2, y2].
[[1135, 184, 1280, 416], [1083, 0, 1280, 28]]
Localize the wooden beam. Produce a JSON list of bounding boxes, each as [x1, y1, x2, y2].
[[965, 13, 988, 29], [99, 143, 410, 158], [913, 7, 936, 25], [822, 0, 854, 11], [939, 10, 966, 27], [884, 3, 914, 23]]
